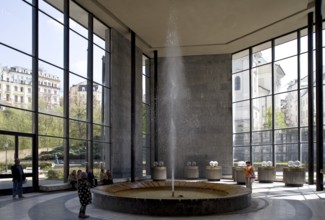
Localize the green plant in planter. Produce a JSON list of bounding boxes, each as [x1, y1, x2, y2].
[[46, 169, 64, 180]]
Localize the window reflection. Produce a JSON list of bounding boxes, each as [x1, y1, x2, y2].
[[232, 29, 318, 168], [69, 31, 88, 77], [0, 0, 111, 185], [39, 12, 64, 68], [0, 0, 32, 54], [38, 62, 63, 116], [69, 74, 87, 121]]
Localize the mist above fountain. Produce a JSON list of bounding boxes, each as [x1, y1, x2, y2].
[[162, 8, 186, 195]]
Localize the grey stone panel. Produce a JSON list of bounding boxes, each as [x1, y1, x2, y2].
[[157, 54, 232, 178]]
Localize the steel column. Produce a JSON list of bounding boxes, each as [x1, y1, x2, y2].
[[32, 0, 39, 191], [130, 31, 136, 182], [315, 0, 324, 191], [308, 12, 314, 185], [63, 0, 70, 182], [153, 50, 158, 162]]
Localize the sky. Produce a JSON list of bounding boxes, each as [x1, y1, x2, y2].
[[0, 0, 107, 90]]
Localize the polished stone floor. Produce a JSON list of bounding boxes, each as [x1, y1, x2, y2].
[[0, 180, 325, 220]]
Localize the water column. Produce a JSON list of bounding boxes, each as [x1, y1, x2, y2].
[[163, 11, 185, 197]]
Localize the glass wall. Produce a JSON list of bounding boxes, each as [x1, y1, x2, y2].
[[0, 0, 111, 188], [142, 55, 151, 176], [232, 26, 325, 176]]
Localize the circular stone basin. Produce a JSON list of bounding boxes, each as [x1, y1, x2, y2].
[[92, 181, 251, 216]]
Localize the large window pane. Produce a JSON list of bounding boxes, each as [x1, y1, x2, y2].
[[93, 141, 108, 178], [0, 46, 33, 110], [300, 28, 315, 54], [300, 126, 316, 143], [252, 96, 272, 131], [93, 124, 110, 142], [233, 101, 250, 133], [39, 0, 64, 22], [69, 139, 87, 169], [142, 104, 150, 135], [275, 91, 298, 128], [93, 19, 110, 86], [0, 106, 33, 133], [142, 54, 150, 177], [232, 50, 249, 73], [232, 70, 249, 102], [300, 53, 310, 89], [274, 33, 297, 61], [93, 45, 104, 84], [93, 83, 102, 124], [93, 18, 109, 49], [253, 145, 272, 163], [70, 1, 88, 39], [39, 12, 64, 67], [39, 114, 64, 137], [69, 31, 88, 77], [38, 136, 64, 181], [275, 144, 299, 164], [102, 87, 110, 126], [251, 64, 272, 98], [142, 75, 150, 103], [69, 74, 87, 121], [69, 120, 87, 140], [301, 142, 316, 166], [0, 0, 32, 54], [300, 88, 309, 127], [38, 62, 63, 116], [252, 131, 272, 145], [0, 135, 15, 174], [142, 134, 150, 176], [252, 42, 271, 67], [38, 136, 64, 160], [275, 128, 298, 144], [233, 146, 250, 163], [233, 133, 250, 146], [274, 56, 298, 94]]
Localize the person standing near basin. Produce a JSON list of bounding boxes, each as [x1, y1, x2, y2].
[[78, 172, 92, 218], [244, 161, 255, 190], [11, 158, 26, 199]]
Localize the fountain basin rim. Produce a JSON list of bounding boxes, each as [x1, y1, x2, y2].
[[92, 181, 251, 216], [92, 181, 251, 199]]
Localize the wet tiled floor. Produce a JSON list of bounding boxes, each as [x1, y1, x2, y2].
[[0, 180, 324, 220]]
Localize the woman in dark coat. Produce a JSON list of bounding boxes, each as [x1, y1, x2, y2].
[[77, 172, 92, 218]]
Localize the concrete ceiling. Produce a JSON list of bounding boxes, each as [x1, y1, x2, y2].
[[75, 0, 316, 57]]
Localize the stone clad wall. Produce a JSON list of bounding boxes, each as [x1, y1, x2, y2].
[[110, 29, 143, 178], [157, 54, 232, 178], [110, 28, 232, 179]]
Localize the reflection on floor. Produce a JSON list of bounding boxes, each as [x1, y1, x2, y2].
[[0, 180, 324, 220]]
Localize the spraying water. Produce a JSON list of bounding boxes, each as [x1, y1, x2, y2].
[[163, 9, 185, 197]]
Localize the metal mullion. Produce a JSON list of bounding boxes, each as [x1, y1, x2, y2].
[[87, 14, 94, 172], [63, 0, 70, 182], [153, 50, 158, 163], [249, 48, 253, 163], [108, 28, 113, 170], [130, 30, 136, 182], [271, 40, 275, 166], [315, 0, 324, 191], [31, 0, 39, 192], [297, 30, 301, 161], [0, 104, 34, 113], [307, 12, 314, 185]]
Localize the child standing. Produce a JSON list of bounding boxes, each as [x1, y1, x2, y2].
[[77, 172, 92, 218], [244, 161, 255, 190]]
